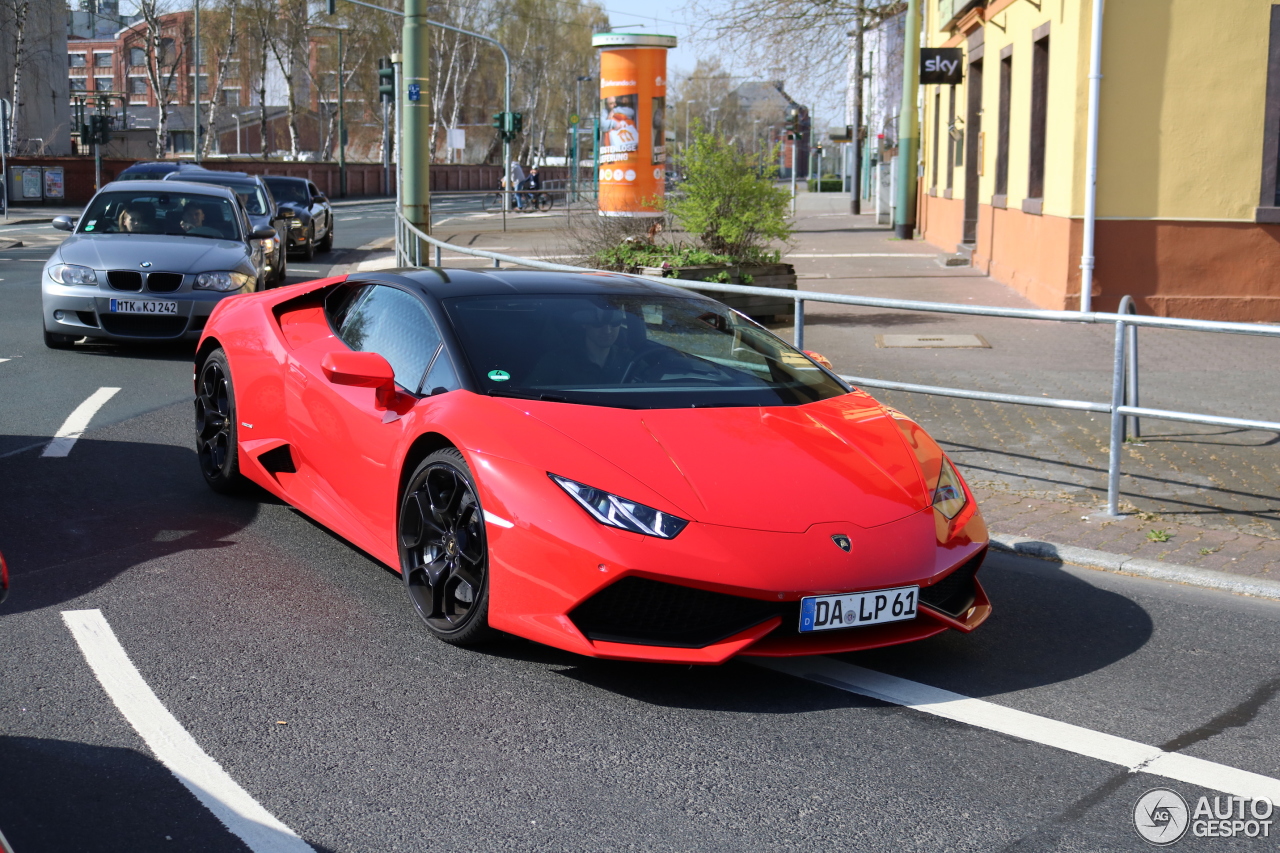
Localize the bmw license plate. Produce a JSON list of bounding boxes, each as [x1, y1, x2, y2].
[[799, 585, 919, 632], [109, 299, 178, 315]]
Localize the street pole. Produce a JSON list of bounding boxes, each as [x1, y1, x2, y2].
[[894, 0, 921, 239], [2, 98, 10, 221], [401, 0, 430, 237], [685, 99, 695, 149], [790, 128, 797, 214], [193, 0, 200, 164]]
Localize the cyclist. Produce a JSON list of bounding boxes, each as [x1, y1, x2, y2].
[[519, 166, 542, 210]]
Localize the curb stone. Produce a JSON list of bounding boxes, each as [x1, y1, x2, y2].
[[989, 533, 1280, 602]]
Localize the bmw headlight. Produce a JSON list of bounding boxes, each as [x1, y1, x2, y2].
[[194, 271, 254, 292], [550, 474, 688, 539], [48, 263, 97, 286], [932, 458, 968, 519]]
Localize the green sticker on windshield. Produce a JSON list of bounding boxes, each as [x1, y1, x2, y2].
[[488, 369, 511, 382], [84, 224, 94, 231]]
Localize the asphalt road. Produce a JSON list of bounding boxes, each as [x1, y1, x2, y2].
[[2, 204, 1279, 852]]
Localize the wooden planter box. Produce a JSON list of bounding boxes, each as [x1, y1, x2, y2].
[[637, 263, 798, 322]]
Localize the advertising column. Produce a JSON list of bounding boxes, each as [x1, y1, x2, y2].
[[592, 33, 677, 217]]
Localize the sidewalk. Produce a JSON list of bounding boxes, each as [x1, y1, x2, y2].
[[379, 192, 1280, 583]]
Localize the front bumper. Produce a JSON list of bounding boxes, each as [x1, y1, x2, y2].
[[475, 452, 991, 664], [42, 276, 247, 342]]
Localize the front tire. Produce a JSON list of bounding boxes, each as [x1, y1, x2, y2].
[[43, 328, 76, 349], [398, 449, 495, 645], [195, 348, 246, 494], [300, 227, 315, 262], [318, 221, 333, 253]]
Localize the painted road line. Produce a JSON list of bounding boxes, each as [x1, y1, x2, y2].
[[41, 386, 120, 457], [755, 657, 1280, 803], [786, 253, 937, 258], [62, 610, 314, 853], [0, 358, 8, 364]]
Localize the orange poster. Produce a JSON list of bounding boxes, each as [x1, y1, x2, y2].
[[593, 34, 676, 217]]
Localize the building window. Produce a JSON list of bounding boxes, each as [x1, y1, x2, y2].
[[160, 37, 176, 66], [70, 53, 87, 68], [129, 76, 148, 95], [223, 88, 240, 107], [95, 77, 113, 91], [70, 78, 88, 91], [130, 47, 146, 67], [1258, 6, 1280, 219], [1026, 26, 1050, 211], [170, 131, 194, 152], [198, 75, 209, 95], [94, 52, 112, 67], [946, 84, 957, 192], [994, 47, 1012, 202], [931, 91, 941, 191]]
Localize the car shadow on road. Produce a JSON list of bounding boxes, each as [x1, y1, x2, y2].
[[481, 551, 1153, 712], [63, 339, 196, 362], [0, 736, 336, 853], [0, 436, 259, 615]]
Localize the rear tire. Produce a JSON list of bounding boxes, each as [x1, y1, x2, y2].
[[398, 449, 496, 645], [195, 348, 247, 494], [43, 328, 76, 349]]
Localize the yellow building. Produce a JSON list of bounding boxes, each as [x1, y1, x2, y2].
[[919, 0, 1280, 321]]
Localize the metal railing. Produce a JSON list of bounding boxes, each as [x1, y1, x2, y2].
[[395, 213, 1280, 516]]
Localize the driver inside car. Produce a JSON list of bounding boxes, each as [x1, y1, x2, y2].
[[527, 304, 635, 386]]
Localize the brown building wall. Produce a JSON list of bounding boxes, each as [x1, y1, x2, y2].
[[922, 202, 1280, 322]]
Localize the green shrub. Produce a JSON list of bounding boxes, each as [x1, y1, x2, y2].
[[665, 126, 793, 260], [807, 178, 844, 192]]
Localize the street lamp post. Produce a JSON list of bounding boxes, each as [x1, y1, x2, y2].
[[192, 0, 200, 163], [684, 99, 696, 149]]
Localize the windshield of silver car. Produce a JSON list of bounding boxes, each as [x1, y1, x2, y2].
[[443, 294, 850, 409], [77, 191, 243, 240]]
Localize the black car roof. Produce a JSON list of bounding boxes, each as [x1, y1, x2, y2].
[[262, 175, 307, 184], [353, 267, 714, 303]]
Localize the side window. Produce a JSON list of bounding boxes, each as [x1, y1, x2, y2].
[[308, 182, 321, 198], [422, 347, 460, 395], [336, 285, 442, 392]]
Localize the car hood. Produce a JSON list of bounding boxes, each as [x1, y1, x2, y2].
[[276, 202, 311, 220], [55, 234, 253, 273], [516, 392, 931, 533]]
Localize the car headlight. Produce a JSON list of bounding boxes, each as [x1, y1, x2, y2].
[[932, 458, 968, 519], [194, 271, 254, 292], [550, 474, 688, 539], [290, 220, 305, 230], [263, 238, 277, 252], [48, 263, 97, 285]]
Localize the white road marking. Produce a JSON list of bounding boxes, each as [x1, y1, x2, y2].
[[0, 358, 8, 364], [755, 657, 1280, 803], [483, 510, 514, 528], [41, 386, 120, 457], [786, 253, 937, 258], [62, 610, 315, 853]]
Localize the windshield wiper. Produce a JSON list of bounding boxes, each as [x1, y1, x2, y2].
[[486, 388, 571, 403]]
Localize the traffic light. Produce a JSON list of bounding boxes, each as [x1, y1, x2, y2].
[[492, 112, 504, 133], [510, 112, 523, 135], [491, 112, 523, 142], [377, 59, 394, 103], [785, 108, 801, 137], [84, 114, 111, 145]]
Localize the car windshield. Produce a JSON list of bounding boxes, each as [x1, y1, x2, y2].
[[264, 179, 310, 205], [443, 293, 849, 409], [179, 177, 270, 215], [76, 190, 242, 240]]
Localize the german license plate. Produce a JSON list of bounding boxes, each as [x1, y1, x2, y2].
[[799, 585, 919, 632], [109, 299, 178, 315]]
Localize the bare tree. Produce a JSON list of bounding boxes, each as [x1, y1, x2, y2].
[[137, 0, 186, 157], [199, 0, 238, 158], [267, 0, 311, 159], [686, 0, 903, 106], [1, 0, 32, 152], [239, 0, 274, 158]]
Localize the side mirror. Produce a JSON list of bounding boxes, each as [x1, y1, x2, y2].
[[803, 350, 834, 370], [321, 350, 398, 407], [279, 208, 296, 219], [52, 215, 76, 232], [250, 226, 277, 240], [312, 195, 326, 204]]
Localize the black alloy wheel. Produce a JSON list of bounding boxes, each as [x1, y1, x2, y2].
[[195, 349, 245, 493], [399, 449, 495, 644]]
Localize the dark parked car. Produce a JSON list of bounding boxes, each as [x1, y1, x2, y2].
[[116, 161, 208, 182], [164, 171, 289, 287], [262, 175, 334, 261]]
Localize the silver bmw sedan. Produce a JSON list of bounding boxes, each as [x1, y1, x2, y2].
[[40, 180, 276, 349]]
